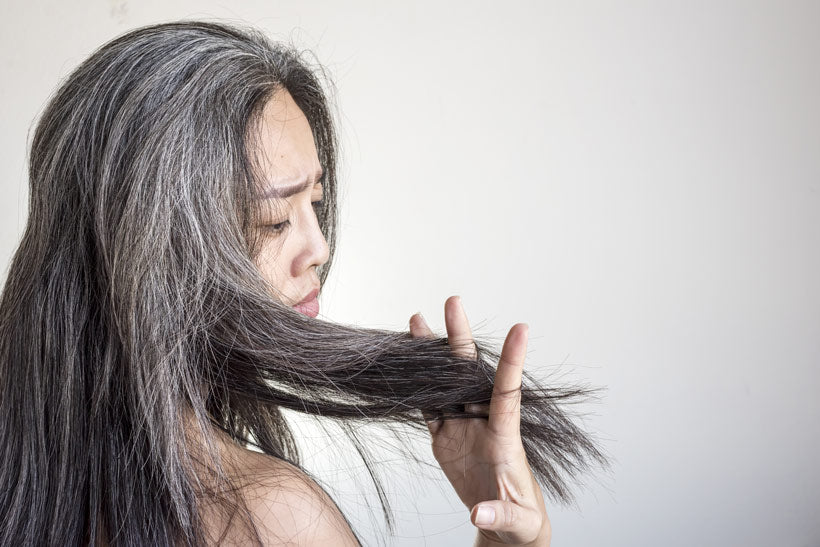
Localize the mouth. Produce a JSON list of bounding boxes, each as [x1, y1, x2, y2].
[[292, 288, 320, 318]]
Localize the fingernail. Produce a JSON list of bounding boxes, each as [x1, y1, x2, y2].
[[474, 505, 495, 526]]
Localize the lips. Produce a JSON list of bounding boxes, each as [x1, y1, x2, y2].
[[292, 288, 320, 318]]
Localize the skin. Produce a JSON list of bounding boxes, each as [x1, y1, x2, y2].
[[247, 88, 551, 545], [410, 300, 551, 546], [252, 88, 329, 309]]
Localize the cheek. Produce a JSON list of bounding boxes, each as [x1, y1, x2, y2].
[[254, 239, 291, 290]]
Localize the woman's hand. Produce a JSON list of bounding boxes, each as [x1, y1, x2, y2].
[[409, 296, 551, 546]]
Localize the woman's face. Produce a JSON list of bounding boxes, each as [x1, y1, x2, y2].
[[252, 89, 329, 317]]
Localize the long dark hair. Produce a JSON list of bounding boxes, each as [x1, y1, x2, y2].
[[0, 21, 608, 545]]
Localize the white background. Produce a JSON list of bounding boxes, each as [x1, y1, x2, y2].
[[2, 1, 819, 546]]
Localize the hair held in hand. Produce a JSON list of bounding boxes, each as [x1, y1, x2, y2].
[[0, 21, 609, 545]]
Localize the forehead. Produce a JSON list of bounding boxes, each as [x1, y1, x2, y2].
[[253, 89, 322, 197]]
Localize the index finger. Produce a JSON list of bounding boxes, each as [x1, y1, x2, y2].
[[444, 295, 478, 360], [488, 323, 528, 437], [409, 312, 444, 436]]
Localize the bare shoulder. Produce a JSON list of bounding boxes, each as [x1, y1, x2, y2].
[[226, 446, 360, 546]]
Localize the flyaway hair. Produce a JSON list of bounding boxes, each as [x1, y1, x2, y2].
[[0, 21, 608, 546]]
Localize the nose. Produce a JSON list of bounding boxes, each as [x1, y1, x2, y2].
[[291, 205, 330, 278]]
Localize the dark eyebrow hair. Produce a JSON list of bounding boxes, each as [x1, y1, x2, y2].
[[258, 169, 324, 199]]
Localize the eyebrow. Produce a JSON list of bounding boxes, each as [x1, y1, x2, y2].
[[258, 169, 324, 199]]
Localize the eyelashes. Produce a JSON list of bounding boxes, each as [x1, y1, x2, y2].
[[264, 199, 323, 235], [265, 219, 291, 234], [311, 198, 324, 215]]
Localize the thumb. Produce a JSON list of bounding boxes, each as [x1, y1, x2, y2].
[[470, 501, 543, 542]]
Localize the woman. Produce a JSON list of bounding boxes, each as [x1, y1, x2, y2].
[[0, 21, 606, 545]]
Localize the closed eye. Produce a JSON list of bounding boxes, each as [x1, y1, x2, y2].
[[265, 220, 291, 234], [311, 184, 324, 214]]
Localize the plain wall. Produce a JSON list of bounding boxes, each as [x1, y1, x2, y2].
[[2, 1, 819, 545]]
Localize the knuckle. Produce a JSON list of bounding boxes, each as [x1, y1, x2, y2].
[[503, 503, 516, 528]]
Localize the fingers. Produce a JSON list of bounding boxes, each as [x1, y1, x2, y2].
[[444, 295, 477, 360], [409, 297, 480, 433], [464, 403, 490, 415], [410, 296, 477, 360], [408, 312, 443, 435], [409, 312, 434, 338], [488, 323, 528, 437], [471, 500, 546, 544]]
